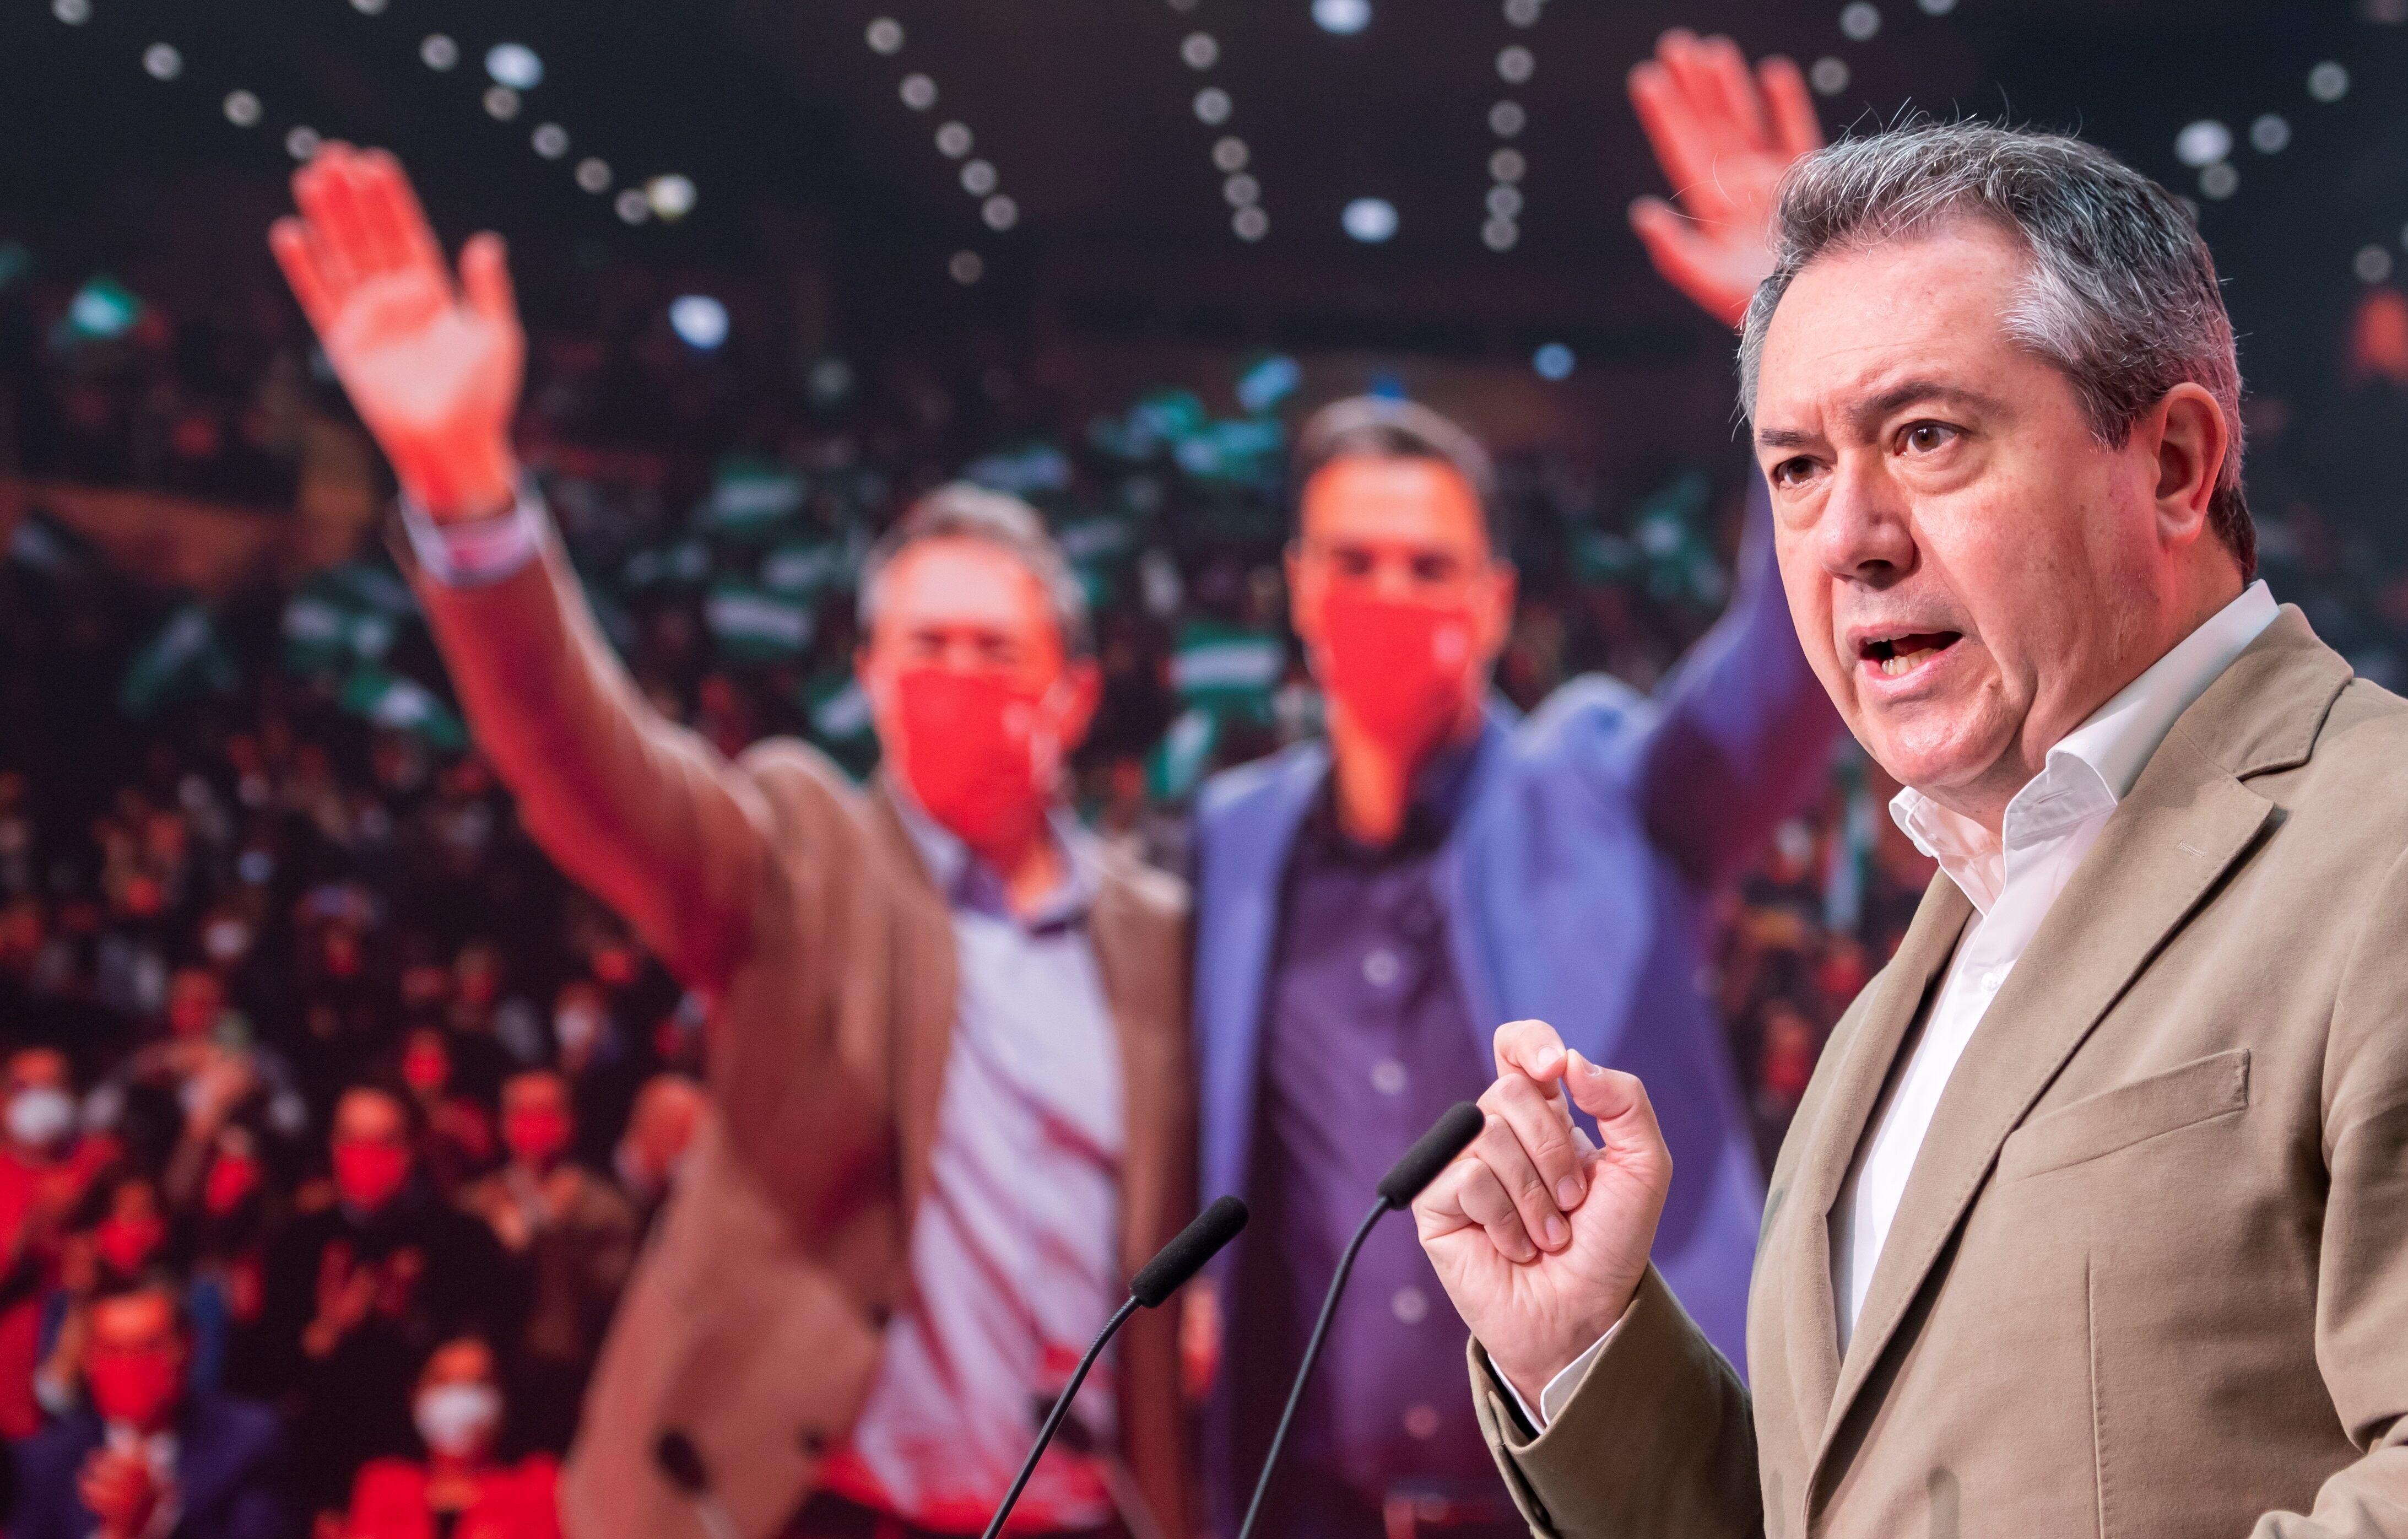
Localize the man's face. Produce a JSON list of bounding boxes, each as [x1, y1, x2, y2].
[[1754, 220, 2179, 813], [1289, 456, 1514, 738], [83, 1289, 186, 1429], [333, 1088, 408, 1152], [859, 537, 1100, 763]]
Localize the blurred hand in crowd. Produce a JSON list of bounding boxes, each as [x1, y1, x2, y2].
[[1414, 1020, 1674, 1413], [1626, 29, 1823, 328], [269, 144, 524, 520]]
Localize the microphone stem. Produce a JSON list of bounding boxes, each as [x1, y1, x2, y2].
[[1235, 1197, 1392, 1539], [981, 1294, 1141, 1539]]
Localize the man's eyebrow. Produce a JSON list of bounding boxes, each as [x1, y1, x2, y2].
[[1753, 379, 2004, 453]]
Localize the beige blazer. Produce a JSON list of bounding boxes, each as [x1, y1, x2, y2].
[[407, 533, 1199, 1539], [1470, 607, 2408, 1538]]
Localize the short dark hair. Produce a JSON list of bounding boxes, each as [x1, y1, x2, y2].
[[857, 483, 1094, 658], [1291, 397, 1508, 552], [89, 1271, 190, 1335]]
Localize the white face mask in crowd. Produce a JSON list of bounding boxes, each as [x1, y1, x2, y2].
[[414, 1382, 503, 1457], [7, 1087, 75, 1150]]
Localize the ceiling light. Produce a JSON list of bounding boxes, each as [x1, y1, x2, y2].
[[1234, 207, 1269, 241], [1182, 33, 1220, 68], [1487, 185, 1523, 219], [420, 34, 458, 71], [2174, 120, 2232, 168], [1489, 147, 1525, 182], [1313, 0, 1372, 34], [483, 86, 521, 120], [982, 195, 1018, 230], [647, 174, 697, 220], [1839, 2, 1881, 40], [949, 251, 984, 284], [615, 190, 651, 224], [532, 123, 570, 159], [1534, 343, 1574, 379], [143, 44, 182, 81], [1225, 174, 1260, 207], [937, 122, 973, 157], [2250, 114, 2291, 153], [1497, 46, 1534, 84], [1343, 197, 1398, 242], [485, 42, 543, 90], [1213, 136, 1249, 172], [1483, 219, 1518, 252], [1194, 87, 1232, 125], [1490, 100, 1525, 137], [51, 0, 90, 24], [865, 18, 904, 55], [2308, 61, 2349, 102], [2356, 244, 2393, 283], [1809, 57, 1850, 95], [900, 74, 937, 110], [1505, 0, 1543, 23], [575, 158, 612, 193], [2198, 162, 2238, 199], [669, 295, 728, 350], [223, 90, 262, 127], [961, 159, 997, 196], [286, 126, 322, 160]]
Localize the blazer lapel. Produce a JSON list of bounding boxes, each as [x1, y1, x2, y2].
[[1779, 873, 1969, 1444], [868, 778, 961, 1224], [1809, 728, 2277, 1479]]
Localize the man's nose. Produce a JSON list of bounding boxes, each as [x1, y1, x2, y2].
[[1817, 458, 1917, 586]]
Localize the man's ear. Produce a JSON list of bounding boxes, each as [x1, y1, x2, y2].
[[1056, 657, 1104, 754], [2151, 382, 2229, 548]]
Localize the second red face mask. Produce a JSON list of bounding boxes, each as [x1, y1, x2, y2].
[[1313, 587, 1480, 757], [891, 667, 1056, 852]]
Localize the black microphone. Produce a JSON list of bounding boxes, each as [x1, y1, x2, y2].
[[978, 1195, 1248, 1539], [654, 1428, 743, 1539], [1236, 1101, 1484, 1539]]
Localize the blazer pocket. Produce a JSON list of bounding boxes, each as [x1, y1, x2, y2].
[[1998, 1049, 2250, 1181]]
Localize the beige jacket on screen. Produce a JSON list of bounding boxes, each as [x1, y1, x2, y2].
[[404, 531, 1199, 1539], [1470, 607, 2408, 1538]]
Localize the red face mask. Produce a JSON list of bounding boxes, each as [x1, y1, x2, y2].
[[95, 1214, 165, 1277], [87, 1349, 181, 1429], [891, 668, 1056, 852], [502, 1108, 571, 1166], [202, 1154, 258, 1218], [1313, 587, 1480, 757], [400, 1046, 448, 1093], [332, 1140, 411, 1212]]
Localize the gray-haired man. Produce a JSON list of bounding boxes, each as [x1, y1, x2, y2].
[[1416, 121, 2408, 1536]]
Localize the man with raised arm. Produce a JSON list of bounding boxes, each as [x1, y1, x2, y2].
[[1191, 32, 1841, 1539], [1420, 120, 2408, 1537], [270, 149, 1197, 1539]]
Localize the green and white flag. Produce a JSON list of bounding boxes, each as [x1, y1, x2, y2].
[[702, 456, 807, 541], [704, 580, 813, 663], [1234, 353, 1302, 415], [1169, 617, 1284, 722], [760, 536, 855, 598], [339, 665, 467, 750], [963, 441, 1073, 497], [281, 563, 418, 677], [621, 538, 711, 592], [120, 604, 239, 719], [1173, 417, 1285, 487], [64, 275, 142, 341], [1145, 706, 1220, 804], [801, 671, 879, 780]]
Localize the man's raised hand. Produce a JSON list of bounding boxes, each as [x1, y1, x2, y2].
[[269, 144, 523, 520], [1414, 1019, 1671, 1414], [1627, 29, 1823, 329]]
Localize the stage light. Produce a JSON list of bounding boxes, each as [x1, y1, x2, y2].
[[1497, 45, 1534, 84], [647, 174, 697, 220], [2357, 245, 2394, 283], [866, 18, 904, 55], [1489, 148, 1525, 183], [575, 158, 612, 193], [938, 122, 973, 158], [1214, 136, 1249, 171], [1344, 197, 1398, 242], [1810, 57, 1850, 95], [615, 190, 651, 224], [1235, 207, 1269, 241], [1313, 0, 1372, 34], [223, 90, 262, 127], [1487, 185, 1523, 219], [669, 295, 728, 350], [1195, 87, 1231, 125], [1490, 100, 1525, 137], [144, 44, 183, 82], [486, 43, 543, 90], [532, 123, 570, 159], [1483, 219, 1518, 252], [961, 159, 998, 196], [1225, 174, 1260, 207], [2250, 114, 2290, 154], [901, 74, 937, 110], [1504, 0, 1542, 24], [51, 0, 90, 25], [2175, 120, 2232, 168], [420, 34, 458, 71], [983, 195, 1018, 230], [286, 126, 321, 160], [809, 358, 854, 406], [350, 0, 387, 13], [1534, 343, 1574, 379], [1839, 3, 1881, 41], [2199, 162, 2238, 199], [484, 86, 521, 121], [950, 251, 984, 284], [1918, 0, 1957, 12], [1182, 33, 1220, 68], [2308, 61, 2349, 102]]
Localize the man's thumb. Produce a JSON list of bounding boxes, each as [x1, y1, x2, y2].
[[458, 233, 517, 325]]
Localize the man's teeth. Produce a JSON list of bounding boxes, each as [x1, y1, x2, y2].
[[1878, 646, 1930, 677]]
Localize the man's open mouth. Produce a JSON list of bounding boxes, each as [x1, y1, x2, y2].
[[1859, 631, 1962, 678]]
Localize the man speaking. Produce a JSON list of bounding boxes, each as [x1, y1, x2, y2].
[[1418, 122, 2408, 1536]]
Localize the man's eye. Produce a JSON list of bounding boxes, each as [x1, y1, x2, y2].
[[1771, 457, 1817, 488], [1900, 422, 1958, 455]]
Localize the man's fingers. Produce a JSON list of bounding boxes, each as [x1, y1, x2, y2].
[[1628, 197, 1746, 325], [355, 149, 448, 280], [1492, 1018, 1569, 1084], [1487, 1070, 1584, 1215], [1758, 55, 1824, 158], [1562, 1051, 1668, 1163], [1628, 61, 1716, 207], [1454, 1157, 1539, 1264], [292, 145, 370, 296], [1469, 1106, 1569, 1253], [268, 218, 338, 334], [1659, 31, 1750, 168], [1696, 34, 1771, 149], [458, 233, 517, 326]]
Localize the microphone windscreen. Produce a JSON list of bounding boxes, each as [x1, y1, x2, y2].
[[654, 1429, 710, 1495], [1376, 1101, 1485, 1208], [1130, 1195, 1249, 1308]]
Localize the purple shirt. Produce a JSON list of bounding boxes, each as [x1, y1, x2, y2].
[[1231, 743, 1507, 1533]]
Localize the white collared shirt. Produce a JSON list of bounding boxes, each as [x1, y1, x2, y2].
[[1512, 580, 2279, 1428]]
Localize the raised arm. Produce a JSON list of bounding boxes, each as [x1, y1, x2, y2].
[[270, 146, 771, 988], [1619, 31, 1840, 886]]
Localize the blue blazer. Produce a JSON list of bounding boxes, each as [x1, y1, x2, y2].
[[12, 1391, 290, 1539], [1193, 478, 1838, 1374]]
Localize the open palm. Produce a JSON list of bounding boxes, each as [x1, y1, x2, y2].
[[270, 144, 523, 519], [1627, 29, 1823, 329]]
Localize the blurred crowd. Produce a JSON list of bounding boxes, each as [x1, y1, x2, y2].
[[9, 204, 2408, 1535]]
